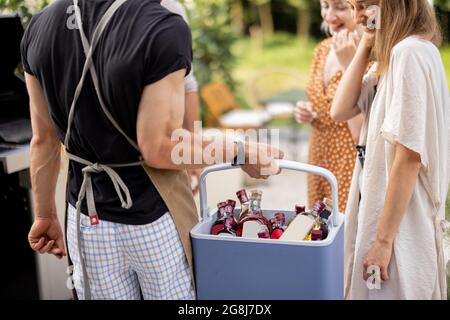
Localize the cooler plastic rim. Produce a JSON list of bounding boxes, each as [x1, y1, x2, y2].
[[199, 159, 339, 228]]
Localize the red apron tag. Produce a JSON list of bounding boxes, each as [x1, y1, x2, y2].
[[89, 214, 99, 226]]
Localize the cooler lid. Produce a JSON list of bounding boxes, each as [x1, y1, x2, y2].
[[0, 14, 25, 81]]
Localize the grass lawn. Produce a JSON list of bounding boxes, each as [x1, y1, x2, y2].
[[232, 33, 316, 109], [233, 33, 450, 110], [441, 45, 450, 89]]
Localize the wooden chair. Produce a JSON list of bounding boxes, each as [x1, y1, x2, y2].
[[201, 82, 270, 130]]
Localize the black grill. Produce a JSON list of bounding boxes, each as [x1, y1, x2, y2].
[[0, 14, 39, 300], [0, 14, 31, 147]]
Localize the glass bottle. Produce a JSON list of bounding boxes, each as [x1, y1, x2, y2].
[[308, 201, 326, 222], [286, 205, 306, 227], [295, 205, 306, 216], [321, 198, 333, 221], [210, 202, 228, 235], [219, 216, 237, 237], [280, 211, 316, 241], [303, 201, 327, 240], [270, 212, 286, 239], [311, 230, 323, 241], [236, 190, 272, 238], [236, 189, 250, 221], [224, 199, 237, 232], [319, 198, 333, 240]]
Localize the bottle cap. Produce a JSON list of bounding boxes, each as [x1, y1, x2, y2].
[[217, 201, 228, 217], [313, 201, 326, 214], [217, 201, 228, 209], [250, 190, 262, 201], [320, 210, 332, 221], [274, 212, 286, 226], [324, 198, 333, 210], [226, 199, 236, 208], [236, 189, 249, 204], [295, 205, 306, 215], [311, 230, 323, 241]]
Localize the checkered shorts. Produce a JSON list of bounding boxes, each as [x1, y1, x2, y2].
[[67, 205, 195, 300]]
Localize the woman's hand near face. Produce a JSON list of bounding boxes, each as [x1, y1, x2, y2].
[[332, 29, 360, 70], [294, 101, 317, 124], [360, 30, 375, 51]]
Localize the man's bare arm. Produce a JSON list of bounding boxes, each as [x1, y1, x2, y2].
[[25, 73, 66, 258], [183, 91, 200, 133], [137, 70, 283, 176], [26, 74, 61, 219]]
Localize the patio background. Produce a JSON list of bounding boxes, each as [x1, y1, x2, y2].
[[1, 0, 449, 299]]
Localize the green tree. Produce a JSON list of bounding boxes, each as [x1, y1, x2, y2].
[[231, 0, 244, 35], [435, 0, 450, 10], [0, 0, 49, 24], [435, 0, 450, 42], [287, 0, 320, 42], [249, 0, 274, 36], [182, 0, 237, 90]]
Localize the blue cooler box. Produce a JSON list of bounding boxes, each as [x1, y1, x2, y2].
[[191, 160, 345, 300]]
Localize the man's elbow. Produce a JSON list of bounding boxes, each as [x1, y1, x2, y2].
[[143, 154, 167, 170], [139, 141, 169, 170], [30, 131, 59, 149]]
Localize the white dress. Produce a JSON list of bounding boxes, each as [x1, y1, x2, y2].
[[344, 36, 450, 300]]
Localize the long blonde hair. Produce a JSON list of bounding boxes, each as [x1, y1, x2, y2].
[[374, 0, 442, 76]]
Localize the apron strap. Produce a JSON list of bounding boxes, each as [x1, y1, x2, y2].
[[65, 0, 139, 153], [64, 0, 139, 300]]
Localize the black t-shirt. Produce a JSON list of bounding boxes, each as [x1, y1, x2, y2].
[[21, 0, 192, 225]]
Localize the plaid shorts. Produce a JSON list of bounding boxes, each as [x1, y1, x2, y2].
[[67, 205, 195, 300]]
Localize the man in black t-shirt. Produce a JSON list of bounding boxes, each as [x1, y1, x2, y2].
[[23, 0, 283, 300]]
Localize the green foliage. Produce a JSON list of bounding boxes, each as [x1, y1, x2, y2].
[[286, 0, 314, 10], [233, 32, 316, 87], [182, 0, 237, 90], [233, 32, 450, 106], [0, 0, 49, 24], [435, 0, 450, 11], [249, 0, 270, 5], [441, 45, 450, 90], [232, 33, 317, 109]]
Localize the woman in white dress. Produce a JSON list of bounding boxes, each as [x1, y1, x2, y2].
[[331, 0, 449, 299]]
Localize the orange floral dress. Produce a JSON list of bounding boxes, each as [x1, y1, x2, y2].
[[306, 38, 356, 213]]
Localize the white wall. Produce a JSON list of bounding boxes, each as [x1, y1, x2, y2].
[[34, 153, 72, 300]]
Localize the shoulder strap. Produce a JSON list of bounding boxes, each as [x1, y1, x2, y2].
[[64, 0, 140, 153]]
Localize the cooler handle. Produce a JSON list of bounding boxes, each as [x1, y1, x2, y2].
[[199, 160, 339, 227]]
